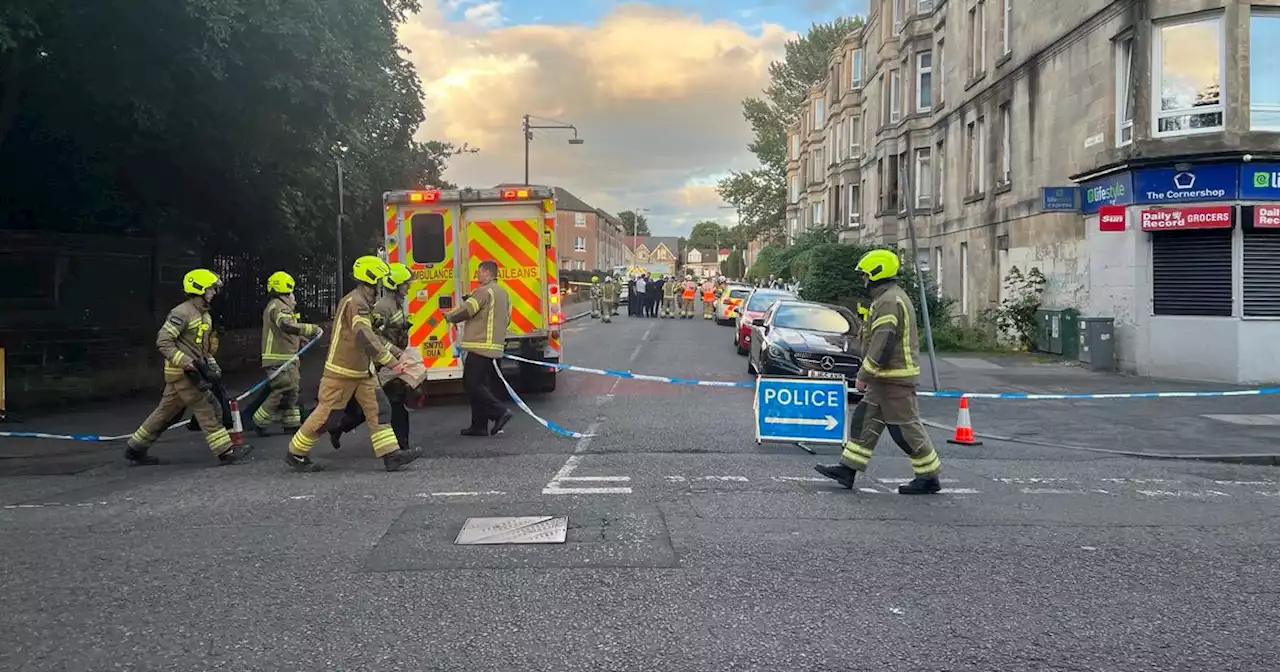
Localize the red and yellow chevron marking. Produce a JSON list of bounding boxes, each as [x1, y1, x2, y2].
[[405, 209, 458, 370], [543, 197, 562, 357], [467, 219, 544, 335], [385, 205, 400, 263]]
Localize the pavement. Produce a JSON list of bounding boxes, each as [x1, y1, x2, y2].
[[3, 304, 1280, 670]]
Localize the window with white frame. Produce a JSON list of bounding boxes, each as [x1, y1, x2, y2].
[[574, 236, 586, 251], [893, 0, 903, 32], [965, 121, 978, 194], [978, 116, 986, 193], [934, 247, 943, 296], [960, 242, 970, 315], [813, 147, 825, 181], [1250, 10, 1280, 131], [846, 183, 860, 225], [915, 147, 933, 208], [999, 103, 1011, 184], [851, 48, 864, 88], [936, 139, 945, 206], [937, 40, 946, 104], [969, 2, 985, 78], [1115, 36, 1134, 145], [1001, 0, 1011, 55], [790, 134, 800, 157], [890, 69, 902, 122], [814, 98, 825, 128], [849, 116, 861, 156], [574, 212, 587, 227], [790, 175, 799, 202], [1152, 15, 1224, 136], [811, 201, 824, 227], [835, 121, 844, 161], [916, 52, 933, 113]]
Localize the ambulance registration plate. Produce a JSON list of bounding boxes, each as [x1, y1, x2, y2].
[[421, 340, 445, 358]]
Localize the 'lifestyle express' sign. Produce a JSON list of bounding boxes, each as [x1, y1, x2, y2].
[[1080, 172, 1133, 214]]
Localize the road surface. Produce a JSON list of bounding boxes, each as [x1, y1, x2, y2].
[[2, 311, 1279, 670]]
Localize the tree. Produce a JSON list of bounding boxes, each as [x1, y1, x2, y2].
[[687, 220, 728, 251], [618, 210, 650, 236], [720, 249, 746, 279], [717, 18, 863, 245]]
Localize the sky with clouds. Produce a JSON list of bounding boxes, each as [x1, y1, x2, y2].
[[398, 0, 868, 237]]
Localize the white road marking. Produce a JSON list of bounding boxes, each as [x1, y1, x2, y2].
[[1101, 478, 1180, 484], [1020, 488, 1084, 495], [876, 478, 959, 484], [1080, 546, 1098, 551], [889, 607, 905, 615], [629, 323, 655, 363], [696, 476, 749, 482], [996, 478, 1075, 484], [947, 488, 981, 494], [1214, 480, 1276, 486], [1137, 490, 1231, 498], [425, 491, 507, 497], [558, 476, 631, 482], [289, 495, 315, 500], [665, 476, 687, 482], [542, 420, 633, 495], [858, 487, 884, 494], [772, 476, 829, 483], [542, 487, 632, 495]]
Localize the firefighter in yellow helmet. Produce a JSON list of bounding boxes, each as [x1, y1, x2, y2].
[[589, 275, 602, 318], [815, 249, 942, 495], [599, 274, 619, 323], [251, 271, 320, 436], [124, 269, 253, 465], [661, 273, 678, 317], [330, 262, 416, 452], [285, 256, 422, 472]]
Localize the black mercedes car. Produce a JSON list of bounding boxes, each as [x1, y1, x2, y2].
[[745, 299, 863, 393]]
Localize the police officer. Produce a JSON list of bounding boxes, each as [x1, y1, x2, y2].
[[253, 271, 320, 436], [589, 275, 601, 318], [284, 256, 421, 472], [329, 262, 415, 452], [599, 275, 619, 323], [445, 259, 515, 437], [125, 269, 253, 466], [815, 250, 943, 495]]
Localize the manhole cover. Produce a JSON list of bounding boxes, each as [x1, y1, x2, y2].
[[454, 516, 568, 545]]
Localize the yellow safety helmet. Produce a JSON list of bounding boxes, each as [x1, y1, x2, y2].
[[183, 268, 222, 296], [352, 255, 391, 286], [383, 262, 412, 290], [591, 275, 599, 282], [266, 270, 296, 294], [855, 249, 901, 282], [856, 302, 870, 320]]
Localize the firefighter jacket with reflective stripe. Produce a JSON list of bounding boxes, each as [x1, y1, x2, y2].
[[261, 297, 318, 366], [324, 288, 396, 378], [445, 280, 510, 357], [662, 281, 678, 298], [700, 281, 715, 300], [158, 298, 214, 382], [373, 292, 409, 349], [856, 281, 922, 387], [681, 281, 697, 299], [599, 282, 618, 302]]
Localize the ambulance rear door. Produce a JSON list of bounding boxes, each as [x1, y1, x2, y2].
[[384, 190, 463, 381], [457, 194, 549, 341]]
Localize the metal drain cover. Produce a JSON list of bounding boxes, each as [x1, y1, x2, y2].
[[454, 516, 568, 545]]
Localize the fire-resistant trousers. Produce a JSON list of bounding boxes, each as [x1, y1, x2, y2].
[[702, 299, 715, 319], [839, 382, 942, 477], [661, 296, 676, 317], [289, 375, 398, 458], [129, 377, 233, 456], [253, 363, 302, 429], [334, 381, 408, 450]]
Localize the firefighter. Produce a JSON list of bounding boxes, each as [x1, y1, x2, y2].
[[284, 256, 421, 473], [445, 259, 514, 437], [680, 275, 697, 318], [815, 250, 943, 495], [599, 275, 619, 323], [847, 300, 872, 442], [124, 269, 253, 466], [700, 277, 716, 320], [329, 262, 415, 452], [661, 274, 678, 318], [253, 271, 320, 436], [589, 275, 601, 318]]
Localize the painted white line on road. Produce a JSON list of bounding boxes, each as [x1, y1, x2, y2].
[[289, 495, 315, 500], [558, 476, 631, 482], [1258, 492, 1280, 497], [1137, 489, 1230, 498], [773, 476, 829, 483], [666, 475, 687, 482], [858, 487, 884, 494], [1214, 480, 1276, 486], [947, 488, 981, 494], [1020, 488, 1084, 495], [876, 478, 959, 484], [1101, 478, 1180, 484], [696, 475, 749, 482], [629, 323, 656, 364], [542, 487, 633, 495], [424, 491, 507, 497], [996, 478, 1075, 485]]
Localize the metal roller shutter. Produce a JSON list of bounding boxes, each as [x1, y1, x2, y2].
[[1151, 230, 1232, 316], [1243, 230, 1280, 317]]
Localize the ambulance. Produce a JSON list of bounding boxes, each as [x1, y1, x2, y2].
[[382, 186, 563, 392]]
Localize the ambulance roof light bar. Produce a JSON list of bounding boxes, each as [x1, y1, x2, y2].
[[385, 186, 554, 205]]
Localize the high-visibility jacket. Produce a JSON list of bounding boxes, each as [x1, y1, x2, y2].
[[261, 296, 318, 367], [599, 282, 619, 302], [700, 282, 715, 301], [157, 298, 215, 382], [324, 287, 396, 379], [445, 279, 511, 357], [681, 281, 696, 300], [373, 293, 409, 349], [857, 281, 922, 387], [662, 280, 678, 298]]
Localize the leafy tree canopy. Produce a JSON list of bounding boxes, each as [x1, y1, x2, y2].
[[617, 210, 651, 237]]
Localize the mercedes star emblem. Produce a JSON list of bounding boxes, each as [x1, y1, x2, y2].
[[820, 356, 835, 370]]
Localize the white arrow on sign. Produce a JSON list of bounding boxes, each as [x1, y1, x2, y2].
[[764, 415, 838, 431]]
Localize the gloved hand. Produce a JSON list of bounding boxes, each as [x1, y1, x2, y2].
[[206, 358, 222, 379]]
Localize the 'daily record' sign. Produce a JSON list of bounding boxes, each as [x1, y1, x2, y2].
[[1256, 205, 1280, 228], [1139, 206, 1235, 231]]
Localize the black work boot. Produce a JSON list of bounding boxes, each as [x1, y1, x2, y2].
[[329, 429, 342, 450], [284, 452, 324, 472], [814, 464, 859, 489], [217, 444, 254, 465], [490, 410, 514, 435], [898, 477, 942, 495], [383, 446, 423, 472], [254, 423, 272, 438], [460, 426, 489, 437], [124, 446, 160, 466]]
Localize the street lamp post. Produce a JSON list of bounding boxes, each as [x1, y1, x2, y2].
[[523, 114, 584, 185], [334, 149, 348, 300]]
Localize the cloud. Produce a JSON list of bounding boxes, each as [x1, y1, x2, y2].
[[398, 2, 793, 236]]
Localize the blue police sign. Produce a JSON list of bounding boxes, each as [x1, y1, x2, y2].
[[754, 377, 847, 444], [1080, 172, 1133, 214], [1133, 163, 1238, 204], [1041, 187, 1079, 212], [1240, 162, 1280, 200]]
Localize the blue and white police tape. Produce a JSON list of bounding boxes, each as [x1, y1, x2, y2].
[[499, 353, 1280, 400], [490, 359, 595, 439], [0, 328, 325, 443]]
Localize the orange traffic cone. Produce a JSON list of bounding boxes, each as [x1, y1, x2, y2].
[[228, 399, 245, 446], [945, 396, 983, 446]]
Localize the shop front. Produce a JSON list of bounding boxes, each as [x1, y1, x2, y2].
[[1075, 161, 1280, 384]]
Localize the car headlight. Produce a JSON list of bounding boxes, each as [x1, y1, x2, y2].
[[767, 344, 788, 359]]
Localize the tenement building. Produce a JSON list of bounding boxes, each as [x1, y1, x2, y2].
[[786, 0, 1280, 383]]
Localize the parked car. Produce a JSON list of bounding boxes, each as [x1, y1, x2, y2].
[[745, 300, 863, 397], [733, 288, 796, 356], [714, 285, 752, 325]]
